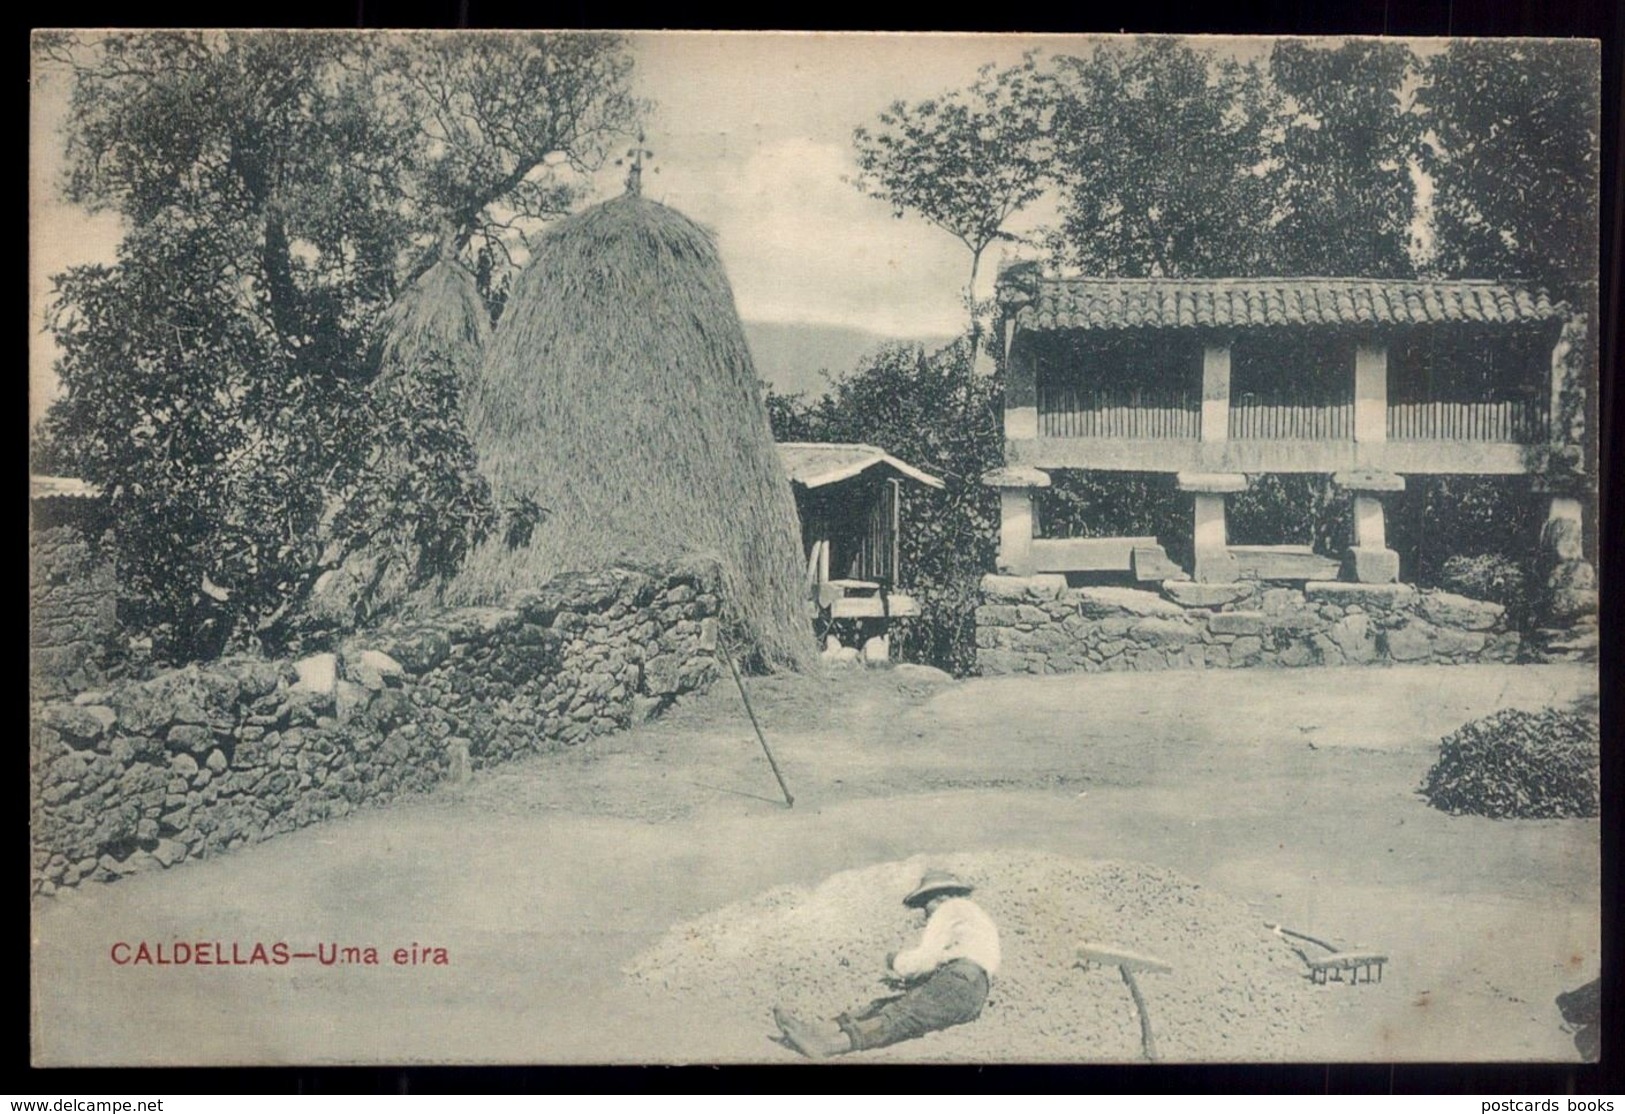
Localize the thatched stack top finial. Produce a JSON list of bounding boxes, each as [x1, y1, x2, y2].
[[623, 130, 652, 197]]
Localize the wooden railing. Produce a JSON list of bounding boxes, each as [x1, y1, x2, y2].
[[1037, 386, 1198, 439], [1228, 399, 1353, 440], [1386, 400, 1545, 442]]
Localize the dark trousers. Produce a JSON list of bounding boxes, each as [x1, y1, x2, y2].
[[838, 959, 990, 1051]]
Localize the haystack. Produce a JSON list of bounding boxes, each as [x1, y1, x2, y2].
[[456, 192, 813, 670], [306, 256, 493, 626], [373, 257, 492, 390]]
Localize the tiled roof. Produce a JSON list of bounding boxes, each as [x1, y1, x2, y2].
[[776, 443, 944, 490], [1004, 276, 1566, 332]]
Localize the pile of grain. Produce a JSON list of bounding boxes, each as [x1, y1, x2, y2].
[[623, 850, 1330, 1062]]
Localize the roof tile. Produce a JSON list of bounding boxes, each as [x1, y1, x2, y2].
[[1010, 277, 1564, 332]]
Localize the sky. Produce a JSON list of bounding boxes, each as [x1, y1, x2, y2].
[[27, 31, 1333, 426]]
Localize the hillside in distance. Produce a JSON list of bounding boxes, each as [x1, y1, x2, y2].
[[743, 320, 958, 401]]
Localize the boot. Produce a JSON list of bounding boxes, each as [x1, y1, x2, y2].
[[773, 1007, 851, 1058]]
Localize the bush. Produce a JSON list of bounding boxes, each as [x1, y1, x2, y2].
[[1418, 708, 1599, 819]]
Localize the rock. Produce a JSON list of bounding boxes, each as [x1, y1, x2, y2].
[[1419, 591, 1504, 631], [1208, 611, 1266, 637], [446, 738, 472, 784], [1161, 582, 1253, 609], [981, 574, 1066, 602], [333, 679, 372, 723], [347, 649, 406, 691], [978, 605, 1019, 626], [387, 629, 452, 674], [40, 704, 111, 745], [1073, 587, 1185, 619], [644, 653, 683, 695], [976, 649, 1025, 676], [1259, 588, 1304, 615], [1328, 614, 1376, 661], [1547, 560, 1596, 591], [205, 748, 229, 773], [292, 653, 338, 696], [861, 635, 890, 665], [823, 646, 861, 668], [152, 839, 186, 867], [1277, 641, 1315, 667], [1545, 587, 1598, 623], [166, 723, 214, 754], [1383, 620, 1436, 662], [1129, 618, 1199, 647], [1303, 581, 1417, 607], [170, 753, 199, 777], [1431, 628, 1487, 657], [1231, 636, 1263, 661]]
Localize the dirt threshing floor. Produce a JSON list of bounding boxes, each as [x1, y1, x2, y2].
[[31, 663, 1601, 1065]]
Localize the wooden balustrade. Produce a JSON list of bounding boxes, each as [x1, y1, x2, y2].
[[1386, 400, 1543, 442], [1037, 386, 1199, 438]]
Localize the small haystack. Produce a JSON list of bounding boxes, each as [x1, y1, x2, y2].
[[457, 192, 813, 670], [306, 256, 494, 626], [373, 256, 492, 391]]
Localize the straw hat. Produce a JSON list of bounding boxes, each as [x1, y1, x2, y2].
[[903, 869, 973, 908]]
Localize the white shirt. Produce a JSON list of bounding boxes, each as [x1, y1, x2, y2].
[[890, 896, 1001, 979]]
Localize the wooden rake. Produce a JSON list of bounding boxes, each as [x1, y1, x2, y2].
[[1267, 922, 1388, 986], [1077, 941, 1173, 1061]]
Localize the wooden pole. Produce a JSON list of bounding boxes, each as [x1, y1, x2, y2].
[[723, 646, 794, 808]]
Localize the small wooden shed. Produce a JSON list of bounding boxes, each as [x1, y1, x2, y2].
[[775, 442, 944, 634]]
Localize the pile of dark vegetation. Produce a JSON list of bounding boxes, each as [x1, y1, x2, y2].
[[1419, 708, 1599, 819]]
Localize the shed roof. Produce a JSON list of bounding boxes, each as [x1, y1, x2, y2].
[[1002, 275, 1566, 333], [775, 443, 945, 490], [30, 475, 100, 500]]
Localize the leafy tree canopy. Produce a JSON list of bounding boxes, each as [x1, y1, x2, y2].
[[34, 31, 642, 661]]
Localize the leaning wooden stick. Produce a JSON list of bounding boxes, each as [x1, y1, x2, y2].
[[723, 645, 794, 808], [1078, 942, 1172, 1062]]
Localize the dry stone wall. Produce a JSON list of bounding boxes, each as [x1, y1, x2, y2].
[[975, 575, 1521, 676], [30, 563, 723, 895]]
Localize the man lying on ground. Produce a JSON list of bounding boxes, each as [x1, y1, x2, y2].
[[773, 868, 1001, 1058]]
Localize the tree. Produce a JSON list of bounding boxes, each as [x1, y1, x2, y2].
[[1268, 39, 1420, 277], [1417, 39, 1600, 294], [1417, 40, 1602, 505], [850, 55, 1053, 347], [35, 31, 642, 661], [1047, 38, 1282, 277], [377, 32, 640, 280]]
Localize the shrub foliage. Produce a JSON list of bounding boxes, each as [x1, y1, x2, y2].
[[1418, 708, 1599, 819]]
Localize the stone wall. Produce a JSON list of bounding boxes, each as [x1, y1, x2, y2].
[[30, 511, 118, 700], [975, 575, 1521, 676], [30, 563, 724, 895]]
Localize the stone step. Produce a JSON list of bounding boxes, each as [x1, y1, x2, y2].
[[1228, 546, 1343, 583]]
